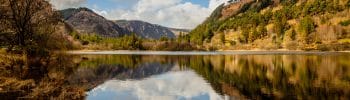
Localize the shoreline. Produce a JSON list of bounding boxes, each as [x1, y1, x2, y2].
[[67, 49, 350, 52], [65, 49, 350, 55]]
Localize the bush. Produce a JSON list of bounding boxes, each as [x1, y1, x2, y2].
[[82, 41, 89, 45], [284, 41, 298, 50], [339, 19, 350, 26], [316, 44, 330, 51]]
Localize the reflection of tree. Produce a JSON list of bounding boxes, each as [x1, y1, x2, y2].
[[0, 54, 85, 99], [2, 54, 350, 99], [184, 54, 350, 99]]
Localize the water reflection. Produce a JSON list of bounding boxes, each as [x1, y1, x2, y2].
[[1, 52, 350, 99], [88, 71, 222, 100], [191, 54, 350, 99], [81, 53, 350, 99]]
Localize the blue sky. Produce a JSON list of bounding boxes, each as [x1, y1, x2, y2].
[[49, 0, 228, 29]]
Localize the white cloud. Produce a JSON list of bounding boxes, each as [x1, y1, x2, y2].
[[87, 71, 224, 100], [48, 0, 87, 9], [93, 0, 229, 29], [209, 0, 229, 10], [49, 0, 229, 29]]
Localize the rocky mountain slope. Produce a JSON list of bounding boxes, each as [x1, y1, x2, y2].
[[189, 0, 350, 50], [60, 8, 129, 37], [114, 20, 176, 39], [60, 8, 186, 39]]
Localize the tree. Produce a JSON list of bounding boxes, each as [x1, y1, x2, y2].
[[298, 16, 316, 43], [249, 28, 258, 43], [273, 12, 289, 40], [281, 0, 297, 6], [160, 36, 169, 41], [0, 0, 60, 53], [240, 28, 249, 43], [257, 24, 267, 38], [290, 29, 296, 40], [219, 32, 225, 44]]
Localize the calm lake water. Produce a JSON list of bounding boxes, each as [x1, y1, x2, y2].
[[3, 51, 349, 99], [67, 51, 350, 100]]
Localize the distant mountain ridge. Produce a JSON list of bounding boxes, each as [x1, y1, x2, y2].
[[168, 28, 191, 37], [114, 20, 175, 39], [59, 7, 188, 39]]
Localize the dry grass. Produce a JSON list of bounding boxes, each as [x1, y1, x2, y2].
[[0, 77, 35, 91], [339, 38, 350, 43], [0, 51, 26, 70]]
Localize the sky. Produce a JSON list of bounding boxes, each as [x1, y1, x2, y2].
[[49, 0, 229, 29]]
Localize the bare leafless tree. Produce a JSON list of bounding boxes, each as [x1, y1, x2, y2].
[[0, 0, 60, 53]]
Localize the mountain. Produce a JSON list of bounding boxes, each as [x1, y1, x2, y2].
[[114, 20, 176, 39], [60, 8, 183, 39], [189, 0, 350, 51], [60, 8, 129, 37], [168, 28, 191, 37]]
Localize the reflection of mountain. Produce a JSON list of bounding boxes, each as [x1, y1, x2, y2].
[[73, 62, 174, 80], [4, 53, 350, 99], [67, 61, 175, 90], [70, 54, 350, 99]]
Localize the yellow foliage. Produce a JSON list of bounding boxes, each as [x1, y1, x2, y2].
[[339, 38, 350, 43]]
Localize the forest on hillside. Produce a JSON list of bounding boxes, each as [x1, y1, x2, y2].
[[189, 0, 350, 51]]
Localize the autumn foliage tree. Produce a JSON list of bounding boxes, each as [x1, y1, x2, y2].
[[0, 0, 60, 54], [298, 16, 316, 44]]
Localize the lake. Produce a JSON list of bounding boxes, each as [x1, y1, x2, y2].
[[68, 51, 350, 100], [1, 51, 350, 99]]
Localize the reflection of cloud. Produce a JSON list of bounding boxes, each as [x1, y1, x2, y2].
[[87, 71, 223, 100]]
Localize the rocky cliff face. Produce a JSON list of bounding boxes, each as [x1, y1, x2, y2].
[[114, 20, 176, 39], [60, 8, 183, 39], [60, 8, 129, 37]]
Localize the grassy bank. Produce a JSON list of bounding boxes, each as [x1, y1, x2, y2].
[[0, 51, 86, 99]]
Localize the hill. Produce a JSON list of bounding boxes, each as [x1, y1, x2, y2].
[[189, 0, 350, 51], [60, 8, 129, 37], [60, 8, 183, 39]]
